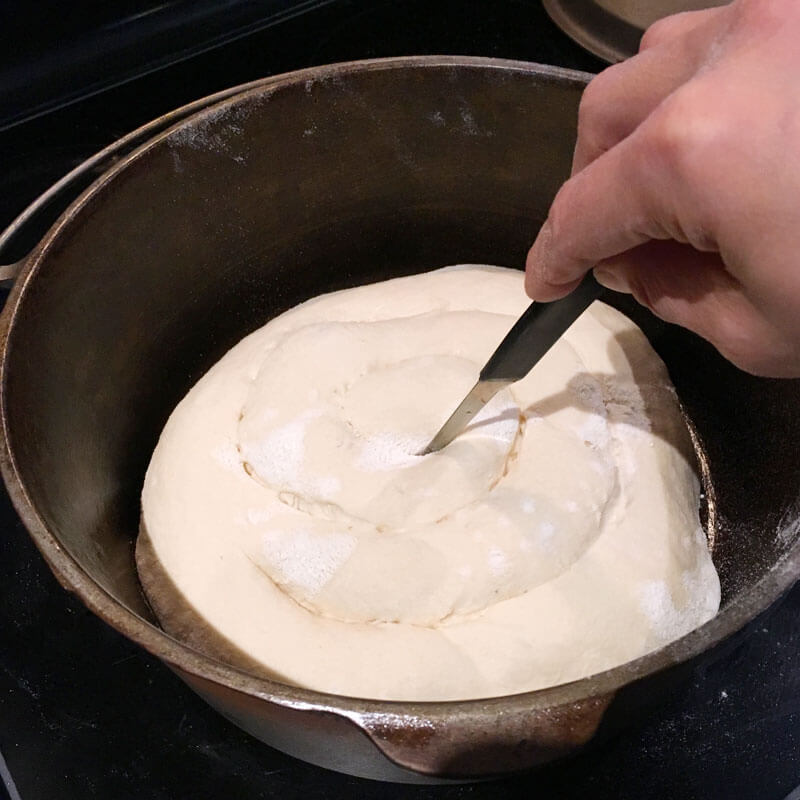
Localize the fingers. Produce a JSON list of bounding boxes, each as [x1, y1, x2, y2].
[[526, 68, 730, 304], [527, 170, 800, 375], [571, 6, 726, 174], [526, 128, 664, 301], [526, 8, 731, 304], [593, 241, 800, 377], [525, 0, 800, 377], [594, 241, 738, 337]]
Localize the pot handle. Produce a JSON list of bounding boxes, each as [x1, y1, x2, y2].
[[350, 692, 614, 778], [0, 262, 20, 289], [0, 78, 271, 287], [0, 125, 168, 288]]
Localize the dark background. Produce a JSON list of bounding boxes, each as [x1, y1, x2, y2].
[[1, 2, 799, 798]]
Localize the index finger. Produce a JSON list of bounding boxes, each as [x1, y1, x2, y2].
[[524, 122, 675, 301]]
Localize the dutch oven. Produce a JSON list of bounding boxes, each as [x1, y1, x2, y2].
[[1, 56, 798, 782]]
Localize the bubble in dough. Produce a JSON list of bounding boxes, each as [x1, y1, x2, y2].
[[137, 265, 720, 701]]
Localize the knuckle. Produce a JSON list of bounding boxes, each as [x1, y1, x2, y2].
[[639, 15, 681, 52], [646, 98, 694, 169], [578, 67, 618, 129], [576, 69, 622, 152], [640, 83, 730, 245], [645, 84, 728, 181], [578, 72, 610, 126]]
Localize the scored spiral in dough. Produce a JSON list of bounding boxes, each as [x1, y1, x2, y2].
[[138, 265, 720, 701]]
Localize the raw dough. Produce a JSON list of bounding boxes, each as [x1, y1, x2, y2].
[[138, 265, 720, 701]]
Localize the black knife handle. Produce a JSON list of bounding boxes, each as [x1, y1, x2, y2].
[[479, 276, 607, 383]]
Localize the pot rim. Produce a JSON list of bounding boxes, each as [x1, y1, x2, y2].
[[1, 54, 798, 726]]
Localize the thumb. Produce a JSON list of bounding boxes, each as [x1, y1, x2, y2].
[[593, 241, 800, 377]]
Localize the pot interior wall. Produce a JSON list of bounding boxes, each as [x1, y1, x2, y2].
[[4, 60, 800, 640]]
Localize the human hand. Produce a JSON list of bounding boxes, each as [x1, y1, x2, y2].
[[525, 0, 800, 377]]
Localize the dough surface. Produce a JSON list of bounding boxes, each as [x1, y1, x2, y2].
[[138, 265, 720, 700]]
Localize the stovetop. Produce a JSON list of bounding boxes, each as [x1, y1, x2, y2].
[[1, 2, 799, 798]]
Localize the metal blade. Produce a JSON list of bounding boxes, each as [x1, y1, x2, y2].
[[421, 276, 606, 454], [419, 379, 509, 455]]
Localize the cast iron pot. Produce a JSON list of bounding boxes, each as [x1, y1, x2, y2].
[[1, 57, 799, 783]]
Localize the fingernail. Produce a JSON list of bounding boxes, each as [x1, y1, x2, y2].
[[594, 265, 631, 294]]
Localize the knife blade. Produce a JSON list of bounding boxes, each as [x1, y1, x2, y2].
[[420, 275, 606, 455]]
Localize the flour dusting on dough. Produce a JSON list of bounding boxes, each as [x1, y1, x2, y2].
[[262, 528, 356, 597], [139, 265, 720, 701]]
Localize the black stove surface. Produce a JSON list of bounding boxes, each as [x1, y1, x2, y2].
[[1, 2, 799, 798]]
